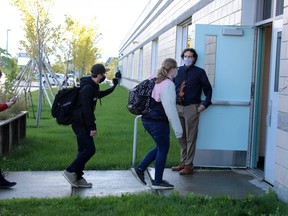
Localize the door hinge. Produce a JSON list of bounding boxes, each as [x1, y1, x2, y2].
[[251, 83, 255, 99]]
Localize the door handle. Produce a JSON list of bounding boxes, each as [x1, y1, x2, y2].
[[211, 100, 250, 106]]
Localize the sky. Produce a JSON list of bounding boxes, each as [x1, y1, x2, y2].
[[0, 0, 148, 63]]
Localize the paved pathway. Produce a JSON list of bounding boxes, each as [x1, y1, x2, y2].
[[0, 169, 270, 200]]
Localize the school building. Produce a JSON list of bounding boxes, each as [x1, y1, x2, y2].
[[118, 0, 288, 203]]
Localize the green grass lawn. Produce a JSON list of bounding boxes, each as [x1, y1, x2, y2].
[[1, 84, 288, 215], [0, 191, 287, 215], [1, 84, 180, 171]]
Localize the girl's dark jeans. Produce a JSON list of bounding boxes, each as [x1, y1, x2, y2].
[[137, 119, 170, 182]]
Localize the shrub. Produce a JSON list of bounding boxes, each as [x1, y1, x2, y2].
[[0, 79, 27, 120]]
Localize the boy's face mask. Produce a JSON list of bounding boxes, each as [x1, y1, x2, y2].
[[100, 74, 106, 83]]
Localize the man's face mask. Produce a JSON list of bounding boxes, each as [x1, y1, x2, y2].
[[183, 57, 193, 67]]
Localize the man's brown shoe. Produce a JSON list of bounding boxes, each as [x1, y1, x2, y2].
[[179, 165, 193, 175], [171, 163, 185, 171]]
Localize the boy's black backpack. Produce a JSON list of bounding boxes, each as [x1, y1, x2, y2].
[[51, 87, 80, 125], [127, 78, 156, 115]]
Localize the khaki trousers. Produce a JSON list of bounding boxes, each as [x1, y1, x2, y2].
[[176, 104, 200, 166]]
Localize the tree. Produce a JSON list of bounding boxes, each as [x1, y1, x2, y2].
[[12, 0, 61, 59], [51, 61, 65, 74], [0, 48, 10, 68], [0, 48, 19, 81], [63, 15, 102, 75], [11, 0, 103, 127], [12, 0, 61, 127], [55, 15, 73, 78], [106, 58, 119, 80]]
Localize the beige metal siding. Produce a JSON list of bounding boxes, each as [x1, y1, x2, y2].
[[274, 0, 288, 203]]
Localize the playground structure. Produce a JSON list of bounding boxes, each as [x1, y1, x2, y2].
[[13, 58, 64, 127]]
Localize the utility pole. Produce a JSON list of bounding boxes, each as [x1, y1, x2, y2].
[[5, 29, 11, 73], [6, 29, 11, 54]]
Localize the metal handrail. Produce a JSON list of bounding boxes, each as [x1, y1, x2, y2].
[[132, 115, 142, 166]]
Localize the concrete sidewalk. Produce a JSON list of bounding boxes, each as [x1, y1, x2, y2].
[[0, 169, 270, 200]]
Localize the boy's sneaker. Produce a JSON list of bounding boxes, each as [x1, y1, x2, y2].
[[62, 170, 79, 187], [151, 180, 174, 190], [131, 167, 146, 185], [0, 171, 17, 189], [0, 178, 17, 189], [77, 178, 93, 188]]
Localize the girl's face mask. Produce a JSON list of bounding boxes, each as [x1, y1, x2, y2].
[[173, 68, 178, 78]]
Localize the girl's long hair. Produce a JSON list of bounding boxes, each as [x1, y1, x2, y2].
[[156, 58, 177, 84]]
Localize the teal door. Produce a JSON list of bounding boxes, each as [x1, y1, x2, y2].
[[194, 24, 254, 167]]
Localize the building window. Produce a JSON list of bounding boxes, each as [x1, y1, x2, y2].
[[256, 0, 283, 21], [131, 52, 135, 79], [204, 35, 217, 87], [274, 32, 281, 92], [139, 48, 143, 81], [262, 0, 272, 19], [181, 24, 192, 48], [256, 0, 272, 21], [276, 0, 284, 16], [125, 56, 129, 77], [151, 39, 158, 75], [187, 25, 192, 48], [176, 18, 192, 65]]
